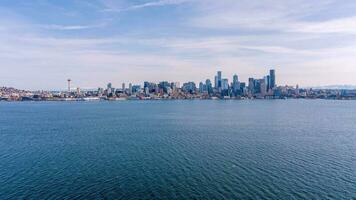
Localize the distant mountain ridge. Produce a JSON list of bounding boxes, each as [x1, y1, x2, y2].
[[311, 85, 356, 90]]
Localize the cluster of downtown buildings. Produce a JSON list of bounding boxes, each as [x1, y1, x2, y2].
[[1, 69, 356, 101]]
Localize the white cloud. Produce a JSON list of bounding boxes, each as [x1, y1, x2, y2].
[[189, 0, 356, 34], [101, 0, 189, 12], [39, 23, 106, 30], [292, 16, 356, 34]]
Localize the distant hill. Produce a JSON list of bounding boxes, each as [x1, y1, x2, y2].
[[311, 85, 356, 90]]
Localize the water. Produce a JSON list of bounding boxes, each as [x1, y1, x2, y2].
[[0, 100, 355, 199]]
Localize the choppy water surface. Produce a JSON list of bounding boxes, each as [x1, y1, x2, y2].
[[0, 100, 356, 199]]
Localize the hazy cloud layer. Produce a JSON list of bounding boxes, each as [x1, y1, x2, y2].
[[0, 0, 356, 90]]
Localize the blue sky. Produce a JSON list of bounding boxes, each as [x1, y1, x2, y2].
[[1, 0, 356, 90]]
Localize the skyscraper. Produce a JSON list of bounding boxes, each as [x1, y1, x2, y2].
[[76, 87, 81, 96], [233, 74, 238, 84], [240, 82, 246, 95], [107, 83, 112, 90], [214, 75, 218, 89], [248, 78, 255, 94], [222, 79, 229, 90], [144, 81, 149, 89], [182, 82, 196, 94], [232, 74, 240, 96], [260, 78, 268, 96], [221, 78, 229, 96], [199, 82, 204, 93], [217, 71, 222, 89], [206, 79, 213, 95], [107, 83, 113, 96], [269, 69, 276, 90], [254, 79, 261, 94], [175, 82, 180, 89], [158, 81, 170, 93], [128, 83, 132, 95]]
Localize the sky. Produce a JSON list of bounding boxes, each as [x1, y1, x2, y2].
[[1, 0, 356, 90]]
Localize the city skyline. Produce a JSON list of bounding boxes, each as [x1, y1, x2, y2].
[[1, 0, 356, 90], [3, 68, 356, 101], [64, 69, 277, 92]]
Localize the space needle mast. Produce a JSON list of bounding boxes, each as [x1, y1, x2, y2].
[[67, 78, 71, 93]]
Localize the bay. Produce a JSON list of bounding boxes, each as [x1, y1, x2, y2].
[[0, 100, 355, 199]]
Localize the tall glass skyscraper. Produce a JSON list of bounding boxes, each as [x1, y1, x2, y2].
[[232, 74, 240, 96], [269, 69, 276, 90], [206, 79, 213, 94], [217, 71, 222, 89], [214, 76, 218, 89], [248, 78, 255, 94]]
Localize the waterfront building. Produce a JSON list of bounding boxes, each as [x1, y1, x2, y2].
[[296, 85, 300, 96], [174, 82, 180, 89], [144, 82, 157, 94], [98, 88, 104, 96], [145, 87, 149, 95], [128, 83, 133, 95], [155, 85, 160, 95], [166, 87, 172, 95], [170, 82, 176, 91], [144, 81, 149, 89], [158, 81, 171, 93], [182, 82, 196, 94], [76, 87, 81, 96], [132, 85, 141, 94], [107, 83, 113, 96]]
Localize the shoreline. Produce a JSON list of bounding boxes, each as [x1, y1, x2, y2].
[[1, 98, 356, 102]]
